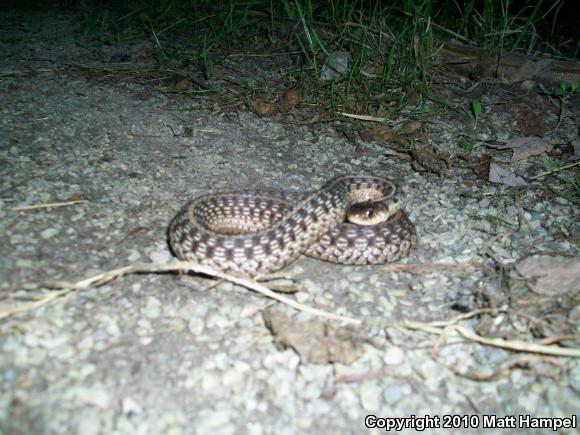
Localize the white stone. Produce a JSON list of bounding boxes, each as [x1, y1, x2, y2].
[[383, 346, 405, 365], [359, 382, 382, 412], [187, 318, 205, 335], [201, 372, 221, 391]]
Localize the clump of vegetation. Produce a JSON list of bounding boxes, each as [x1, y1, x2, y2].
[[71, 0, 576, 114]]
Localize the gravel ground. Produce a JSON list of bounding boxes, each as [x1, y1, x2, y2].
[[1, 9, 578, 435]]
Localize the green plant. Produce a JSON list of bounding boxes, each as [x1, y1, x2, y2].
[[83, 14, 99, 40], [200, 35, 213, 78], [471, 99, 482, 128], [459, 141, 475, 153], [79, 0, 577, 118], [552, 81, 578, 130], [82, 10, 117, 44], [537, 159, 580, 204], [290, 0, 329, 74]]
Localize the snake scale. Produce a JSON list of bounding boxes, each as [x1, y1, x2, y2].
[[168, 175, 417, 276]]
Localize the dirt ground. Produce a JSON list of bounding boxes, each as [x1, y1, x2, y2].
[[1, 8, 578, 435]]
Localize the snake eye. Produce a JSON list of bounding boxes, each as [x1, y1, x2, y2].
[[366, 209, 374, 219]]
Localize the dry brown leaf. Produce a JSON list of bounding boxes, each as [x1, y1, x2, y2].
[[263, 307, 364, 365], [509, 137, 553, 161], [471, 153, 492, 178], [278, 88, 300, 113], [509, 58, 553, 83], [488, 162, 528, 186], [412, 35, 421, 68], [516, 255, 580, 296], [173, 79, 193, 90], [359, 129, 374, 143], [334, 124, 357, 145], [511, 106, 548, 137], [486, 137, 553, 161], [457, 152, 492, 179], [209, 65, 229, 80], [411, 147, 451, 175], [250, 99, 277, 116], [398, 120, 422, 134], [370, 125, 395, 143]]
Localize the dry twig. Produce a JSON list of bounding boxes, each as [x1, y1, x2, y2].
[[2, 261, 579, 359], [10, 200, 89, 212], [381, 261, 479, 274], [0, 262, 362, 325]]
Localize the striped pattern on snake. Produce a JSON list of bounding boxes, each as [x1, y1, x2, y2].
[[168, 175, 417, 276]]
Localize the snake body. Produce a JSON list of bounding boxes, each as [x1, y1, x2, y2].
[[168, 175, 416, 276]]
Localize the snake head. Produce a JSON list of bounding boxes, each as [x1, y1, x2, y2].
[[346, 198, 401, 226]]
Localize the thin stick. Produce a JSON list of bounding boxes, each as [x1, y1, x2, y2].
[[381, 261, 478, 274], [339, 112, 385, 122], [432, 307, 505, 356], [1, 262, 362, 325], [3, 262, 578, 358], [529, 161, 580, 180], [403, 321, 580, 358], [10, 200, 89, 212]]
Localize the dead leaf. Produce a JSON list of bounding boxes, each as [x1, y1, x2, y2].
[[398, 120, 422, 134], [173, 79, 193, 90], [334, 124, 357, 145], [516, 255, 580, 296], [412, 35, 421, 68], [250, 99, 277, 116], [488, 162, 528, 186], [485, 137, 553, 161], [511, 106, 548, 137], [411, 146, 451, 175], [552, 232, 568, 241], [278, 88, 300, 113], [370, 123, 427, 149], [469, 152, 492, 178], [321, 51, 350, 81], [509, 137, 553, 161], [359, 129, 374, 143], [210, 65, 229, 80], [263, 308, 364, 365], [370, 125, 395, 143], [404, 85, 420, 106], [508, 58, 553, 83]]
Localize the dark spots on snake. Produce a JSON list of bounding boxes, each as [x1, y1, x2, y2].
[[328, 234, 338, 247], [225, 249, 234, 261], [251, 235, 262, 247], [263, 242, 272, 255], [234, 238, 245, 249], [277, 237, 286, 250], [258, 207, 267, 222], [191, 241, 199, 252], [205, 246, 214, 258], [295, 215, 307, 233], [178, 231, 189, 246], [245, 247, 254, 258]]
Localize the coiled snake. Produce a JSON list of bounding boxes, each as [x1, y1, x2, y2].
[[168, 175, 416, 276]]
